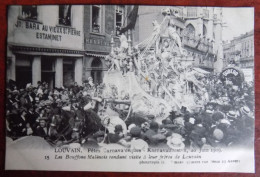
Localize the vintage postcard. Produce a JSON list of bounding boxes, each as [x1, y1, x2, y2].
[[5, 5, 255, 172]]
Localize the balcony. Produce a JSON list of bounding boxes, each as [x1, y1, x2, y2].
[[230, 50, 241, 55], [194, 60, 214, 70], [182, 35, 198, 48], [182, 33, 214, 54], [240, 56, 254, 61]]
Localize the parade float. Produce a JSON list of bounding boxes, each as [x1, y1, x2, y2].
[[101, 8, 209, 123]]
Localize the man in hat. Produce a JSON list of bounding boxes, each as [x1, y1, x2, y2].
[[216, 118, 240, 147], [101, 115, 127, 135], [26, 106, 37, 128], [166, 133, 185, 149], [129, 126, 149, 150], [142, 121, 161, 146], [104, 124, 124, 144], [189, 117, 206, 148], [208, 128, 226, 148], [11, 108, 28, 137], [35, 117, 49, 138], [47, 116, 60, 141], [239, 106, 254, 146], [226, 111, 237, 122]]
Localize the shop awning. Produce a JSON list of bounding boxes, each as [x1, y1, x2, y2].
[[10, 44, 85, 57], [85, 51, 109, 58]]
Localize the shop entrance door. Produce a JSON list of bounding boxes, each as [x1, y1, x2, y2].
[[41, 56, 55, 89], [16, 66, 32, 89], [15, 54, 32, 89], [41, 72, 55, 89], [63, 58, 75, 87], [90, 57, 103, 85]]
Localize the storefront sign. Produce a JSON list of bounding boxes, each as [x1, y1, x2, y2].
[[15, 19, 81, 42], [85, 38, 111, 46], [219, 67, 244, 85]]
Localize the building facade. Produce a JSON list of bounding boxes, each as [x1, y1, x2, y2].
[[7, 5, 136, 87], [82, 5, 131, 84], [7, 6, 227, 88], [133, 6, 224, 72], [223, 30, 254, 69], [7, 5, 85, 88]]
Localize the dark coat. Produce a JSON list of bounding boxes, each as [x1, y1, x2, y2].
[[35, 126, 49, 138]]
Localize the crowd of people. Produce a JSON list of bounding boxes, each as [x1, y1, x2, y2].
[[5, 69, 254, 150]]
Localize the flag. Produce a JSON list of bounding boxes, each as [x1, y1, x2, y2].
[[119, 5, 139, 34]]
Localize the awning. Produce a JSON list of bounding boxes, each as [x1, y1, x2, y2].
[[85, 51, 109, 58], [10, 44, 85, 57]]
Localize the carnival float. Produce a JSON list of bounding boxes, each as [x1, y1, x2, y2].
[[101, 8, 210, 124]]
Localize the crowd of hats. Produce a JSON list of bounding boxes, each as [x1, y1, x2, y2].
[[5, 77, 254, 149], [5, 80, 102, 140]]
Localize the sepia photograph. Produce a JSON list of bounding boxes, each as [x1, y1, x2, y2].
[[5, 5, 255, 172]]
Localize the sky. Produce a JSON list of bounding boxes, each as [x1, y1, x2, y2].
[[222, 7, 254, 41]]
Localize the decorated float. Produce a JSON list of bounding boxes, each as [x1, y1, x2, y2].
[[102, 8, 210, 123]]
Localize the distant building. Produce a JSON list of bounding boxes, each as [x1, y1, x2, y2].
[[133, 6, 224, 72], [223, 30, 254, 69], [7, 5, 84, 88]]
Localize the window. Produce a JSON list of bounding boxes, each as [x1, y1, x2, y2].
[[92, 5, 102, 33], [186, 24, 195, 37], [115, 5, 125, 36], [187, 7, 197, 18], [21, 5, 37, 20], [63, 58, 75, 87], [203, 9, 209, 19], [203, 24, 207, 36], [251, 40, 254, 56], [91, 58, 103, 84], [59, 5, 72, 26], [246, 41, 249, 57]]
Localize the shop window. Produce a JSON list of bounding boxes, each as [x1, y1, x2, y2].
[[59, 5, 72, 26], [92, 5, 103, 33], [115, 5, 125, 36], [21, 5, 38, 20]]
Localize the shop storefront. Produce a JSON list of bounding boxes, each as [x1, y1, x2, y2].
[[7, 5, 84, 88]]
